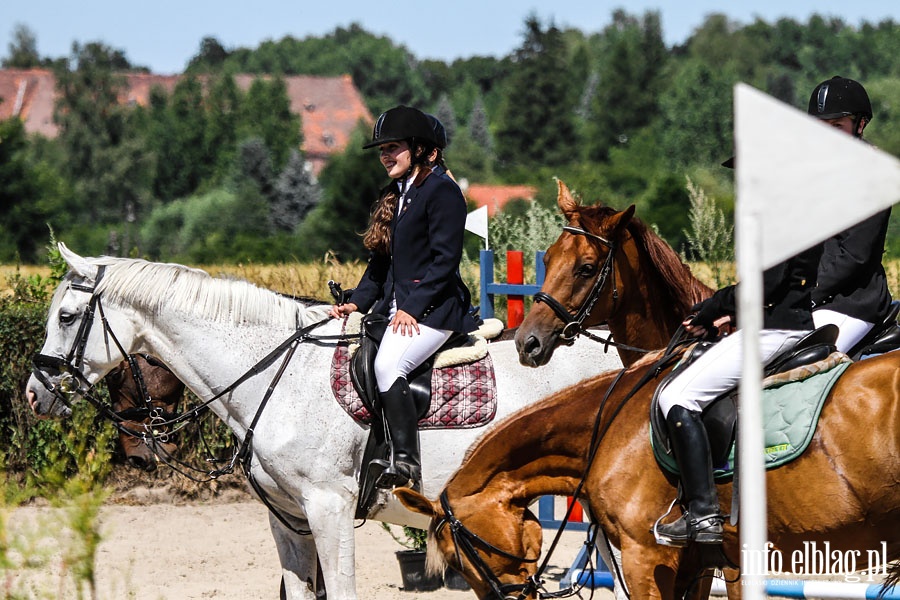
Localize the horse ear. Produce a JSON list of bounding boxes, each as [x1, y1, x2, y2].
[[393, 488, 440, 519], [555, 179, 579, 221], [608, 205, 636, 236], [58, 242, 98, 280]]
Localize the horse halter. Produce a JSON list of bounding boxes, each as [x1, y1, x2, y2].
[[533, 225, 618, 343], [436, 491, 541, 600]]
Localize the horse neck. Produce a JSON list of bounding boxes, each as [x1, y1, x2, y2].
[[448, 372, 650, 507], [605, 235, 710, 365], [130, 305, 335, 435]]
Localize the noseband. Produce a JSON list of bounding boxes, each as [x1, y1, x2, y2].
[[31, 266, 115, 412], [533, 226, 618, 343], [436, 491, 540, 600]]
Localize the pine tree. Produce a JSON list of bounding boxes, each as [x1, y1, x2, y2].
[[271, 149, 321, 232], [494, 16, 577, 168]]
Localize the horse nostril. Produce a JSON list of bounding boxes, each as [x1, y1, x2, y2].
[[523, 335, 541, 357]]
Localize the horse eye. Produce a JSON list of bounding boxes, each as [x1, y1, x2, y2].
[[59, 312, 77, 325], [577, 264, 597, 278]]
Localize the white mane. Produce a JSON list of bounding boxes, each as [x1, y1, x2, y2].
[[62, 256, 330, 328]]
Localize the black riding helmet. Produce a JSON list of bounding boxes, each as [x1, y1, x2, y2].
[[426, 113, 448, 149], [808, 76, 872, 137], [362, 105, 437, 149]]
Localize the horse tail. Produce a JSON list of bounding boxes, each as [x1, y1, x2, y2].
[[878, 563, 900, 599]]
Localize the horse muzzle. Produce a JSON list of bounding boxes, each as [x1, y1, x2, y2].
[[514, 328, 563, 368], [26, 374, 74, 418]]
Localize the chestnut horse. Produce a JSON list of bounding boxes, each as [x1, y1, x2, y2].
[[516, 180, 713, 367], [105, 355, 184, 471], [397, 348, 900, 599]]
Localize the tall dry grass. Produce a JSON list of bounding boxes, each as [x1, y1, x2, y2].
[[6, 259, 900, 309]]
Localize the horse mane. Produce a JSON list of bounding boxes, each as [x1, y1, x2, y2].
[[578, 205, 712, 310], [459, 363, 638, 467], [65, 256, 329, 327]]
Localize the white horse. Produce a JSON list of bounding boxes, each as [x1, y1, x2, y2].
[[25, 244, 623, 600]]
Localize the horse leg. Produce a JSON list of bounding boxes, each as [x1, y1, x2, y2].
[[300, 486, 359, 600], [619, 536, 684, 600], [269, 514, 324, 600]]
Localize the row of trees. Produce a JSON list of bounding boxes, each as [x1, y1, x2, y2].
[[2, 12, 900, 265]]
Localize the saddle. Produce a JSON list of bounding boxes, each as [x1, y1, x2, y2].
[[349, 313, 470, 420], [847, 300, 900, 360], [650, 324, 840, 472]]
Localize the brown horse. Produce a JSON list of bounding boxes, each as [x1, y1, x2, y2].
[[516, 180, 712, 367], [397, 347, 900, 599], [105, 355, 184, 471]]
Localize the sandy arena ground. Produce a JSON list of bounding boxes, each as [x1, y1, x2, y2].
[[6, 494, 615, 599]]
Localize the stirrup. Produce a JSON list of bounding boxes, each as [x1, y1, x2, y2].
[[371, 458, 421, 491], [653, 498, 724, 547], [653, 497, 687, 547]]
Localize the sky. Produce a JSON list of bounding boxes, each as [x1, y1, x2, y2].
[[2, 0, 898, 75]]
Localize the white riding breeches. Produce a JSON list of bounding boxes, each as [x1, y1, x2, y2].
[[813, 308, 874, 354], [373, 300, 452, 392], [658, 329, 810, 417]]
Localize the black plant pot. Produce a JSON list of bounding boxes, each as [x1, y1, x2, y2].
[[444, 566, 471, 590], [395, 549, 443, 592]]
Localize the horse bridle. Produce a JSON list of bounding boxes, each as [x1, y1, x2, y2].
[[436, 491, 540, 600], [31, 266, 111, 413], [29, 268, 353, 535], [533, 225, 618, 343]]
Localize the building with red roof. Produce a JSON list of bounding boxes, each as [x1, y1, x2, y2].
[[0, 68, 372, 175]]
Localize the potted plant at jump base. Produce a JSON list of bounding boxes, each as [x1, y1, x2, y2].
[[382, 524, 444, 592]]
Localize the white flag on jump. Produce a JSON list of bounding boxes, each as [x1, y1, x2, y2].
[[465, 205, 489, 248]]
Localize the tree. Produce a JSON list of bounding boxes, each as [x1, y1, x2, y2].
[[186, 36, 230, 73], [432, 95, 456, 146], [494, 15, 577, 168], [3, 24, 41, 69], [52, 41, 153, 252], [204, 73, 242, 183], [271, 150, 321, 232], [655, 58, 738, 169], [0, 117, 58, 261], [586, 10, 667, 161], [145, 75, 209, 201], [295, 125, 385, 261], [236, 137, 275, 204], [240, 76, 302, 172]]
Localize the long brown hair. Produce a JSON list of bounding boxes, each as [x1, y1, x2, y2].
[[362, 140, 434, 255]]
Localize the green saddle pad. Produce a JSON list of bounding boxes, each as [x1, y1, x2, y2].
[[652, 358, 851, 479]]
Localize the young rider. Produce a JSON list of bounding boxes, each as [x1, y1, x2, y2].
[[806, 76, 893, 354], [329, 106, 478, 490]]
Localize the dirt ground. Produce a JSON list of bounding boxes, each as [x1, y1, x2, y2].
[[5, 483, 615, 600]]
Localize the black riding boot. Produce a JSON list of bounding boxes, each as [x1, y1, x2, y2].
[[370, 378, 421, 490], [655, 405, 724, 547]]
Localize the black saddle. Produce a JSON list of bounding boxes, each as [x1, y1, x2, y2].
[[650, 324, 839, 474], [847, 300, 900, 360], [348, 312, 468, 519], [349, 313, 439, 420]]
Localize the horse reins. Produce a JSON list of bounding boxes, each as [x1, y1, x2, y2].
[[436, 491, 538, 599], [30, 271, 365, 534], [533, 226, 650, 356]]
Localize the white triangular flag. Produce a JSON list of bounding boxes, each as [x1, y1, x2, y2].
[[735, 83, 900, 268], [465, 205, 489, 248]]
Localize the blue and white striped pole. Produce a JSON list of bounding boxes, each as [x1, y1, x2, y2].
[[571, 570, 900, 599], [709, 578, 900, 599]]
